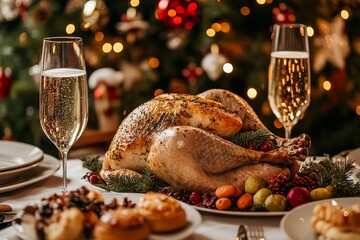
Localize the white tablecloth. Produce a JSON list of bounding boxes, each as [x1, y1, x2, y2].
[[0, 159, 287, 240]]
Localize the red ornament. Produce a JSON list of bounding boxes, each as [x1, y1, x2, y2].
[[181, 62, 202, 86], [0, 67, 12, 99], [16, 0, 30, 20], [156, 0, 199, 29], [272, 3, 296, 24]]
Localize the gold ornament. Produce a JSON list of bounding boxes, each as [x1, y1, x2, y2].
[[312, 16, 350, 73]]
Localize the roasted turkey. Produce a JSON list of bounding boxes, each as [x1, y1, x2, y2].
[[100, 89, 311, 192]]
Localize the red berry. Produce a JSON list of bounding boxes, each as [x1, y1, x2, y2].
[[190, 192, 202, 204], [261, 141, 272, 152], [248, 143, 258, 150], [88, 173, 100, 185]]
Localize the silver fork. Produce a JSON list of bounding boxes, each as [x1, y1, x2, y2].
[[248, 220, 265, 240]]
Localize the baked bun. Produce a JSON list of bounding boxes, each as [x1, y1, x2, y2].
[[311, 203, 360, 240], [136, 192, 187, 233], [44, 208, 85, 240], [93, 208, 149, 240]]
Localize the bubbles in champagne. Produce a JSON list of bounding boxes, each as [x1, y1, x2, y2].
[[40, 68, 88, 151], [268, 51, 310, 128]]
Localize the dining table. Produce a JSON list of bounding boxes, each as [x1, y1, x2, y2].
[[0, 157, 291, 240]]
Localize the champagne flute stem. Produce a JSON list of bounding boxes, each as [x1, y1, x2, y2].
[[59, 150, 69, 194], [284, 126, 292, 139]]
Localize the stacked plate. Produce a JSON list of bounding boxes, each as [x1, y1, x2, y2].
[[0, 140, 60, 193]]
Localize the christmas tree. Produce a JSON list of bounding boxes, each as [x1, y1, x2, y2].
[[0, 0, 359, 156]]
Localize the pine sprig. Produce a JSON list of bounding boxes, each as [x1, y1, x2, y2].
[[300, 155, 360, 197], [104, 168, 158, 193], [80, 155, 102, 174], [229, 129, 275, 148]]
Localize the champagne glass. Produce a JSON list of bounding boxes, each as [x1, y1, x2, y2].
[[40, 37, 88, 194], [268, 24, 311, 139]]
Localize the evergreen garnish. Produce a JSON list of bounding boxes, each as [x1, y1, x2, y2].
[[300, 155, 360, 197], [80, 155, 102, 174], [102, 168, 158, 193], [229, 129, 276, 148]]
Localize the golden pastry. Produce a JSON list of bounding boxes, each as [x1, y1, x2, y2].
[[136, 192, 187, 233]]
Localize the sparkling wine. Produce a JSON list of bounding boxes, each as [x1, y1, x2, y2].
[[40, 68, 88, 151], [268, 51, 310, 128]]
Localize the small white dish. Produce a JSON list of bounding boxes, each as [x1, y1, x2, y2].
[[0, 141, 43, 172], [13, 192, 202, 240], [0, 154, 60, 193], [280, 197, 360, 240]]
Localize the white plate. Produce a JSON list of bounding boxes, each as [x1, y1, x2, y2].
[[280, 197, 360, 240], [13, 192, 202, 240], [103, 193, 202, 240], [194, 206, 285, 216], [0, 154, 60, 193], [0, 141, 43, 172], [347, 148, 360, 169], [0, 158, 43, 184]]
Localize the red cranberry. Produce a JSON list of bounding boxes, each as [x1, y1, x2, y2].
[[190, 192, 202, 204], [261, 141, 272, 152], [248, 143, 258, 150], [87, 172, 100, 185]]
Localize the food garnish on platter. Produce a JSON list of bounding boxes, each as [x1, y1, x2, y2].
[[310, 202, 360, 240], [81, 88, 360, 213], [14, 187, 187, 240]]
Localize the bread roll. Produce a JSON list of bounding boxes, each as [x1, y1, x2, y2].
[[93, 208, 149, 240], [136, 192, 187, 233], [311, 203, 360, 240]]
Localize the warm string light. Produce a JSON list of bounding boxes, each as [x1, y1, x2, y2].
[[240, 6, 250, 16], [113, 42, 123, 53], [148, 57, 160, 68], [356, 106, 360, 116], [247, 88, 257, 99], [323, 81, 331, 91], [66, 24, 75, 34], [19, 32, 27, 45], [223, 63, 233, 73], [94, 32, 104, 41], [102, 42, 112, 53], [341, 9, 349, 20], [307, 27, 314, 37], [130, 0, 140, 7]]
